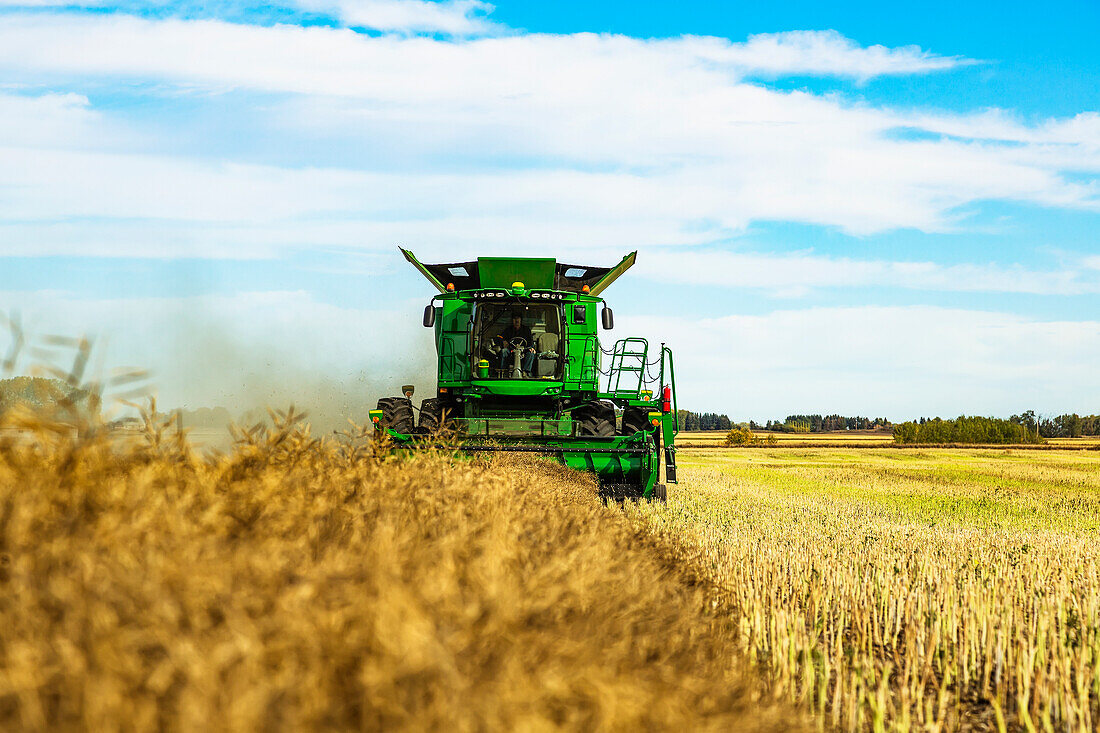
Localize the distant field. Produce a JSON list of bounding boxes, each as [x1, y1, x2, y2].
[[677, 429, 1100, 449], [678, 429, 894, 446], [640, 447, 1100, 730]]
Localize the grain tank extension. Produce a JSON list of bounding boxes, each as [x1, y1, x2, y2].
[[370, 248, 678, 501]]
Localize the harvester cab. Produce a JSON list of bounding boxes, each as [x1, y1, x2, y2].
[[370, 247, 678, 502]]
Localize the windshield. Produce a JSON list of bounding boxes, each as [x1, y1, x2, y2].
[[472, 303, 563, 380]]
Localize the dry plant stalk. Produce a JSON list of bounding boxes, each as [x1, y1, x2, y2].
[[0, 410, 805, 732]]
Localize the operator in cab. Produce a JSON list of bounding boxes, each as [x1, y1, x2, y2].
[[496, 312, 536, 376]]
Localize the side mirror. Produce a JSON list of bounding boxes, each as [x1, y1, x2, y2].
[[423, 304, 436, 327], [572, 303, 586, 324], [601, 306, 614, 330]]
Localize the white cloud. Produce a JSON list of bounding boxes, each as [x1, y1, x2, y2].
[[0, 15, 1093, 267], [694, 30, 971, 79], [637, 250, 1100, 296], [0, 15, 973, 98], [626, 307, 1100, 418], [3, 290, 1096, 420], [0, 0, 100, 5], [0, 26, 1095, 261], [0, 141, 739, 254], [0, 92, 103, 147], [904, 109, 1100, 148], [6, 136, 1086, 264], [293, 0, 495, 35]]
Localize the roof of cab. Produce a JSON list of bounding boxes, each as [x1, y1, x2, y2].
[[400, 248, 636, 295]]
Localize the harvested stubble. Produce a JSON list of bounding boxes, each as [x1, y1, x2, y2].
[[641, 449, 1100, 732], [0, 414, 803, 732]]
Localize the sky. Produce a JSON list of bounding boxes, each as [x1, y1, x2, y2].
[[0, 0, 1097, 420]]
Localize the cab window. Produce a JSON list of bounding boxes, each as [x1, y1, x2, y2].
[[472, 303, 563, 380]]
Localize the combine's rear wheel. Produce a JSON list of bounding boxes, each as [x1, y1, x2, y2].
[[621, 406, 654, 436], [574, 401, 616, 437], [418, 398, 457, 435], [376, 397, 415, 434]]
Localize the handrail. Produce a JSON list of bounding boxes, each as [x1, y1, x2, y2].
[[661, 344, 678, 437], [604, 337, 649, 397], [573, 334, 600, 385], [439, 336, 455, 378]]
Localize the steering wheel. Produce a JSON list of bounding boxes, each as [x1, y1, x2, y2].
[[509, 337, 528, 349]]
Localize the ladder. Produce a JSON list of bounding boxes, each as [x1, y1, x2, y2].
[[604, 338, 649, 398]]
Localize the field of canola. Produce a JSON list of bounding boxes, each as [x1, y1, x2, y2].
[[640, 447, 1100, 731]]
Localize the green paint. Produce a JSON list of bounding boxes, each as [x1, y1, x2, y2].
[[477, 257, 556, 289], [382, 250, 679, 498]]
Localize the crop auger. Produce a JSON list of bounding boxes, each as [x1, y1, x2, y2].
[[370, 248, 678, 502]]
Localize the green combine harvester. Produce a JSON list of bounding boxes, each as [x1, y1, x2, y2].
[[369, 248, 678, 501]]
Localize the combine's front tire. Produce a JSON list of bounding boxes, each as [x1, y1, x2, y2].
[[649, 483, 667, 503], [418, 398, 457, 435], [574, 401, 616, 437], [376, 397, 414, 434], [621, 406, 654, 436]]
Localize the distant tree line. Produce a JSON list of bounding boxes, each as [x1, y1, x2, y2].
[[675, 410, 732, 431], [1008, 410, 1100, 438], [679, 412, 892, 432], [679, 407, 1099, 440], [756, 415, 892, 433], [893, 416, 1044, 445]]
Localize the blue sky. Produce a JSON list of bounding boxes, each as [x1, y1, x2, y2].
[[0, 0, 1097, 418]]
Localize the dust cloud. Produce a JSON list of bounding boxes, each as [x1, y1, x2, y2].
[[1, 292, 439, 438]]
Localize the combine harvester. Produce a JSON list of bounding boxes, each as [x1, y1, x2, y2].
[[370, 248, 678, 501]]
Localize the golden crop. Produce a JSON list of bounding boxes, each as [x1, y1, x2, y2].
[[0, 409, 803, 732], [7, 382, 1095, 733], [640, 448, 1100, 732]]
